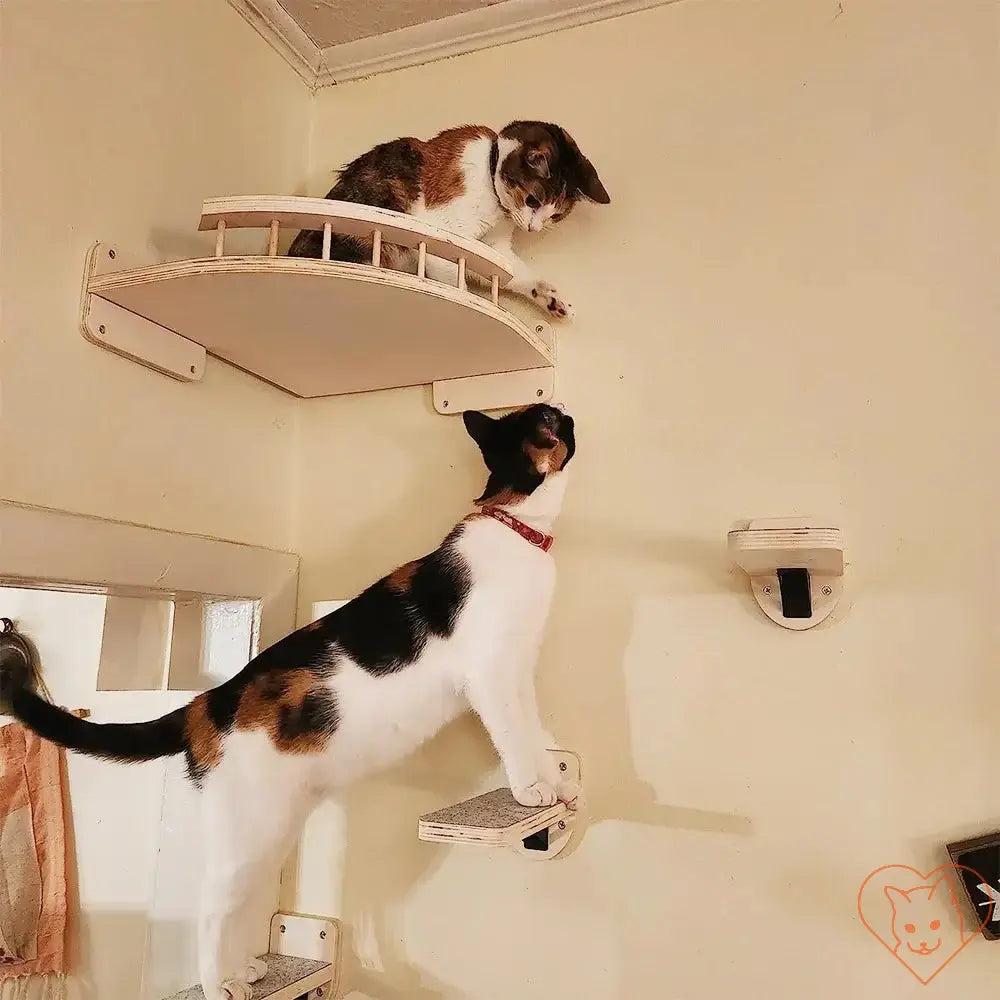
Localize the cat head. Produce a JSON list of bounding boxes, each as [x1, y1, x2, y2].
[[884, 877, 962, 956], [495, 122, 610, 233], [463, 404, 576, 505]]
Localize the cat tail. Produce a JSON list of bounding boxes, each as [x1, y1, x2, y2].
[[0, 661, 187, 762]]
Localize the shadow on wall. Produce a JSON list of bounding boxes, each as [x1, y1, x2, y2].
[[287, 476, 755, 998], [546, 522, 757, 843]]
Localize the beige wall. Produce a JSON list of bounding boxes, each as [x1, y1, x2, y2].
[[1, 1, 308, 550], [1, 4, 310, 996], [4, 0, 1000, 996], [288, 0, 1000, 996]]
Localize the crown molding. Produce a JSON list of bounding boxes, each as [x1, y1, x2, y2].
[[227, 0, 323, 88], [228, 0, 677, 89]]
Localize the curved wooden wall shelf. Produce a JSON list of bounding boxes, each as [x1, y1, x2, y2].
[[79, 196, 556, 411]]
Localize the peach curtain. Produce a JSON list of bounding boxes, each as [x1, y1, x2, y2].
[[0, 725, 68, 1000]]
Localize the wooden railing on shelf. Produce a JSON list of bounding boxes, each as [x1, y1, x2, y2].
[[198, 196, 512, 306]]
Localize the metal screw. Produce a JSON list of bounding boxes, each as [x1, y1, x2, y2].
[[762, 586, 771, 596], [108, 249, 116, 260], [320, 930, 326, 940], [442, 400, 449, 408], [98, 324, 106, 335], [822, 586, 832, 596], [316, 989, 324, 997], [559, 762, 567, 772], [558, 821, 566, 830], [279, 924, 286, 933], [535, 324, 545, 333], [536, 389, 544, 397], [190, 365, 196, 374]]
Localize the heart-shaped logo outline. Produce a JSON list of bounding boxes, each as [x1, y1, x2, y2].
[[857, 863, 992, 984]]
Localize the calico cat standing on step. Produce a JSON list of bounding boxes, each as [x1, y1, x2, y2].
[[0, 404, 578, 1000], [287, 121, 610, 321]]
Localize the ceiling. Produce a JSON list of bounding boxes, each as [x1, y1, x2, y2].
[[277, 0, 503, 49], [227, 0, 673, 88]]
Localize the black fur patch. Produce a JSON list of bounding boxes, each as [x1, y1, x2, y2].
[[9, 687, 188, 763], [288, 138, 423, 260], [499, 121, 609, 205], [331, 530, 472, 676], [463, 404, 576, 501], [278, 689, 339, 744]]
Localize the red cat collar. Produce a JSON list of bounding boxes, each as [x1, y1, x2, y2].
[[480, 506, 554, 552]]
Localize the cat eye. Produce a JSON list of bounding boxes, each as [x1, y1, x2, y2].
[[525, 196, 541, 209], [904, 923, 916, 933], [930, 920, 941, 930]]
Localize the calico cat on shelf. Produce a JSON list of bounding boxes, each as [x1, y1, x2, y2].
[[0, 404, 578, 1000], [287, 121, 610, 320]]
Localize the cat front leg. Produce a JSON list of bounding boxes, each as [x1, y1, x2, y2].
[[517, 666, 580, 810], [482, 224, 575, 320], [423, 245, 574, 320], [513, 274, 575, 321], [466, 666, 568, 808]]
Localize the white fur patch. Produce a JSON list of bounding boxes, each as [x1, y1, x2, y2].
[[194, 470, 572, 998], [412, 136, 503, 239]]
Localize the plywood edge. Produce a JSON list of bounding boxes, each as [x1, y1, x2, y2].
[[89, 257, 555, 366], [79, 242, 206, 383], [271, 912, 342, 999], [159, 955, 333, 1000], [418, 788, 567, 846], [433, 366, 555, 414], [199, 196, 515, 282], [418, 805, 566, 846]]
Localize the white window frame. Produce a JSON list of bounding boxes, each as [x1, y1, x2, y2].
[[0, 498, 299, 658]]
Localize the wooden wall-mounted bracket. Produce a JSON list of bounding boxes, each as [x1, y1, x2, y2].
[[163, 912, 341, 1000], [418, 750, 582, 860], [729, 517, 845, 631], [79, 241, 206, 383], [77, 200, 557, 405], [432, 362, 555, 414]]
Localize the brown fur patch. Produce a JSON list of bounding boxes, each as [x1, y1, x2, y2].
[[421, 125, 496, 208], [235, 668, 331, 754], [387, 559, 421, 591], [524, 438, 569, 476], [185, 695, 223, 773], [497, 120, 609, 213]]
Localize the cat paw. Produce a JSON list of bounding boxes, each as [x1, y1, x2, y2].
[[530, 282, 575, 320], [247, 958, 268, 984], [556, 780, 582, 810], [215, 980, 252, 1000], [512, 781, 559, 807]]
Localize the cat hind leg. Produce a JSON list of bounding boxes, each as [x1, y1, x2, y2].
[[197, 755, 314, 1000]]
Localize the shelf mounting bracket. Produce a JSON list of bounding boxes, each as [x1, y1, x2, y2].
[[79, 241, 206, 383]]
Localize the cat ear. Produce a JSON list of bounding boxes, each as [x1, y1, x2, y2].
[[559, 127, 610, 204], [526, 147, 550, 179], [463, 410, 495, 447], [929, 876, 955, 903], [884, 886, 908, 909]]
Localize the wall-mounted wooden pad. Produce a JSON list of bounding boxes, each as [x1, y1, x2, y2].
[[418, 788, 568, 847]]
